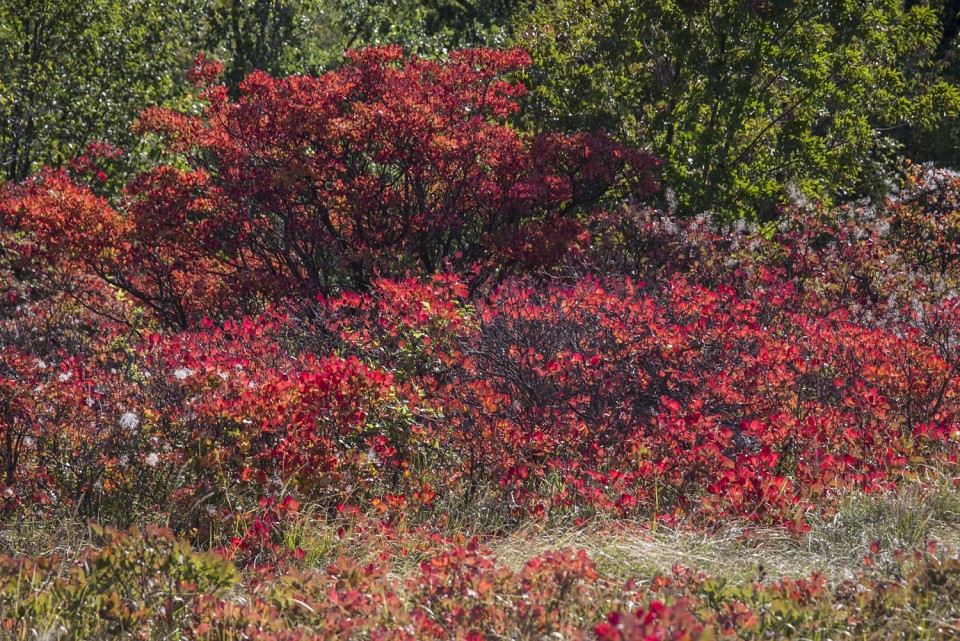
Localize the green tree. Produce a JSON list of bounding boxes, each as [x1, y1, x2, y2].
[[200, 0, 544, 87], [0, 0, 199, 182], [336, 0, 541, 53], [200, 0, 345, 84], [896, 0, 960, 166], [517, 0, 960, 219]]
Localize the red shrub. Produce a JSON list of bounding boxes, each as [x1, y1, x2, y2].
[[2, 48, 655, 328], [315, 262, 960, 526]]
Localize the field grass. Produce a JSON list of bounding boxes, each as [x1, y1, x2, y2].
[[0, 477, 958, 639]]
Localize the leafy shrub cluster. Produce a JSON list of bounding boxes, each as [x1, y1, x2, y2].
[[0, 525, 235, 638], [4, 164, 960, 534], [3, 46, 960, 638], [1, 49, 654, 328], [3, 529, 960, 640]]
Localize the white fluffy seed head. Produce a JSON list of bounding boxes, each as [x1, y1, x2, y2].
[[173, 367, 194, 381], [119, 412, 140, 431]]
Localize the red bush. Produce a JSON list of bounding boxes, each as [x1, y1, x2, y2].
[[3, 52, 960, 533]]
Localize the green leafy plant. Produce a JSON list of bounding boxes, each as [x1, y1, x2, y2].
[[517, 0, 960, 219]]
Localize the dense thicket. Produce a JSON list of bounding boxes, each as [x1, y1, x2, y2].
[[5, 4, 960, 639], [3, 0, 960, 547]]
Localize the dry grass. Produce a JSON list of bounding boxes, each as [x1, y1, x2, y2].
[[2, 476, 958, 587], [1, 479, 960, 640], [489, 477, 960, 584], [0, 514, 92, 561]]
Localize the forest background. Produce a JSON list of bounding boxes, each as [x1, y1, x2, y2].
[[10, 0, 960, 218]]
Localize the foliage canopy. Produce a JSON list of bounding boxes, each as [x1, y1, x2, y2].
[[517, 0, 960, 218], [0, 0, 198, 182]]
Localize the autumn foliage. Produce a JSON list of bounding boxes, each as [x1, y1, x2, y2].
[[4, 163, 960, 530], [2, 49, 654, 329], [2, 47, 960, 639]]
